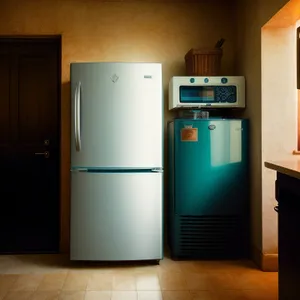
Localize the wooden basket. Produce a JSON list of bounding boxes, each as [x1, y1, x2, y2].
[[185, 48, 223, 76]]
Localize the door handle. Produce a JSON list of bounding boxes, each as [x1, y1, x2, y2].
[[74, 83, 78, 150], [74, 82, 82, 152], [35, 151, 50, 158]]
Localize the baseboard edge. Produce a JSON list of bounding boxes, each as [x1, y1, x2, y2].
[[252, 245, 278, 271]]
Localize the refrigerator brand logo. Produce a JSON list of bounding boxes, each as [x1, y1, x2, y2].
[[111, 74, 119, 83]]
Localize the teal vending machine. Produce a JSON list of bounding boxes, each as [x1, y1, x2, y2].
[[168, 117, 249, 259]]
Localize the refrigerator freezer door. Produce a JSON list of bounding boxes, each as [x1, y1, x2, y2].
[[71, 62, 163, 169], [70, 171, 163, 261]]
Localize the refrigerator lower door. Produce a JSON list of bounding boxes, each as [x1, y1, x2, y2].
[[70, 171, 163, 261]]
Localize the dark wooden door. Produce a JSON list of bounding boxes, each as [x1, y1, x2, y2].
[[0, 38, 60, 253]]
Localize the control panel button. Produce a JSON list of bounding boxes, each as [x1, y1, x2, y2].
[[221, 77, 228, 84], [204, 78, 209, 83], [190, 78, 195, 83]]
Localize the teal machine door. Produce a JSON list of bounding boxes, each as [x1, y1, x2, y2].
[[168, 118, 249, 259]]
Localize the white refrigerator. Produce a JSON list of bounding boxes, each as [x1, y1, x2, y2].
[[70, 62, 163, 261]]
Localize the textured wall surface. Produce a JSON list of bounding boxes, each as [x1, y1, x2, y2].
[[262, 24, 298, 254], [0, 0, 237, 251], [235, 0, 290, 261]]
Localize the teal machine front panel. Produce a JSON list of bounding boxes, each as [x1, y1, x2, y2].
[[168, 119, 249, 259]]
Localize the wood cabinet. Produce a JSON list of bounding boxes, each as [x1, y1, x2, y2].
[[276, 172, 300, 299]]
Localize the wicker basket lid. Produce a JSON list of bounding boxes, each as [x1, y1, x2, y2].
[[185, 48, 223, 59]]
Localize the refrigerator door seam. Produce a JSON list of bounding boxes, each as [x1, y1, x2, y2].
[[70, 168, 164, 173], [151, 168, 164, 173]]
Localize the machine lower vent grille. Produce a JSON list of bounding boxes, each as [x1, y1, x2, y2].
[[179, 215, 243, 258]]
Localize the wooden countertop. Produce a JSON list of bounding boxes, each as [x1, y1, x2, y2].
[[265, 159, 300, 180]]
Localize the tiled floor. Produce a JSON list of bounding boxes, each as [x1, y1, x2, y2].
[[0, 254, 278, 300]]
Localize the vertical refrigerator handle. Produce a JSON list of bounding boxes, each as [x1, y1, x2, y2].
[[74, 82, 82, 152]]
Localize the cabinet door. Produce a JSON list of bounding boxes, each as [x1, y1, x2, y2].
[[277, 173, 300, 300]]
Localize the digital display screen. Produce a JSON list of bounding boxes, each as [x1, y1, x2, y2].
[[180, 86, 215, 102], [179, 86, 237, 103]]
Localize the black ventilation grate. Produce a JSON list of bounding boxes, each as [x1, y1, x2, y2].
[[179, 215, 244, 258]]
